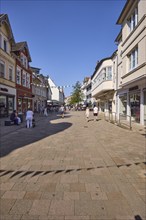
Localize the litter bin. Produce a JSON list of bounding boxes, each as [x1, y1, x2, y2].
[[18, 113, 23, 123]]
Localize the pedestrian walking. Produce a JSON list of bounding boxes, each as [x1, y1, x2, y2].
[[39, 105, 44, 116], [93, 105, 98, 121], [85, 105, 90, 122], [44, 107, 48, 116], [59, 105, 65, 118], [26, 108, 34, 128]]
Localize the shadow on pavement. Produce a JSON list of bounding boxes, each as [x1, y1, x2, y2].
[[0, 120, 72, 158]]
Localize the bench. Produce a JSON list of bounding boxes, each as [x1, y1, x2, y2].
[[5, 120, 15, 126]]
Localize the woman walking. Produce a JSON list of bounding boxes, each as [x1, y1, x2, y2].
[[26, 108, 34, 128], [85, 105, 90, 122]]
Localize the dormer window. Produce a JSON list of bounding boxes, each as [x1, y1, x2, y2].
[[20, 53, 28, 68]]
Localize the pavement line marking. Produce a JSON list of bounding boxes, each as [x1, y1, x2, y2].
[[0, 161, 145, 179]]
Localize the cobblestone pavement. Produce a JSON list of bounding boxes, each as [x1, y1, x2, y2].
[[0, 111, 146, 220]]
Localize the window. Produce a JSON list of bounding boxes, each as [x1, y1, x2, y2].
[[20, 55, 24, 65], [106, 66, 112, 80], [128, 47, 138, 71], [128, 8, 138, 32], [24, 57, 28, 69], [26, 73, 30, 88], [22, 71, 26, 86], [9, 66, 13, 81], [4, 39, 7, 52], [0, 60, 5, 78], [16, 67, 21, 84]]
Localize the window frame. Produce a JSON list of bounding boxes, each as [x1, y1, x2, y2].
[[128, 47, 138, 71], [9, 65, 13, 81], [16, 67, 21, 85], [128, 7, 138, 32], [0, 60, 5, 78]]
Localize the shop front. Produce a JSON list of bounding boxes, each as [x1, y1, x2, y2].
[[0, 86, 16, 117], [17, 90, 33, 114]]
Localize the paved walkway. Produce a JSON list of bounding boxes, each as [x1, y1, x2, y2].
[[0, 111, 146, 220]]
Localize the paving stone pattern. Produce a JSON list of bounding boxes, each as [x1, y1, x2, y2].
[[0, 111, 146, 220]]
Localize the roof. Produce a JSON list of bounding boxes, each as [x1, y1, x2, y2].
[[91, 57, 111, 79], [0, 14, 15, 44], [12, 41, 32, 62], [116, 0, 137, 24]]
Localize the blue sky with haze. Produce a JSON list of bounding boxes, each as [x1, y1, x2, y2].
[[1, 0, 126, 96]]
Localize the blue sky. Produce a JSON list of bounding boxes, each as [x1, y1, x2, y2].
[[1, 0, 126, 96]]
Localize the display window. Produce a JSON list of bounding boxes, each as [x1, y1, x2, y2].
[[0, 95, 7, 117], [8, 97, 14, 114], [119, 94, 127, 115], [129, 93, 140, 122]]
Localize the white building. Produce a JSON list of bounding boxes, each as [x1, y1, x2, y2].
[[91, 55, 115, 113], [81, 77, 95, 106], [48, 76, 64, 106], [115, 0, 146, 125]]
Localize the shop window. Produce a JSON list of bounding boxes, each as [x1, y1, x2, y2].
[[8, 97, 14, 114], [18, 98, 22, 113], [119, 95, 127, 115], [0, 95, 7, 117], [130, 93, 140, 122]]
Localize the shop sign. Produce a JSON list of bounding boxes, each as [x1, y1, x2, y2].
[[0, 88, 8, 92]]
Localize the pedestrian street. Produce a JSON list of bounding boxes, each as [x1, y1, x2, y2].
[[0, 111, 146, 220]]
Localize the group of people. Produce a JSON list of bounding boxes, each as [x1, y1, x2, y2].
[[85, 105, 98, 122], [10, 108, 34, 128]]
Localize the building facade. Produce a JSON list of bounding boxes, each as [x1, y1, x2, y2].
[[48, 76, 64, 106], [0, 14, 16, 117], [12, 41, 33, 113], [116, 0, 146, 125], [91, 57, 115, 113]]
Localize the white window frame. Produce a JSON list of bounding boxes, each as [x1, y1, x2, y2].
[[9, 65, 13, 81], [24, 56, 28, 69], [0, 60, 5, 78], [16, 67, 21, 85], [128, 47, 138, 71], [26, 73, 30, 88], [128, 7, 138, 32], [22, 71, 26, 87], [106, 66, 112, 80]]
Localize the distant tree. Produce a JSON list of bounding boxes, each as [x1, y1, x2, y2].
[[69, 81, 84, 105]]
